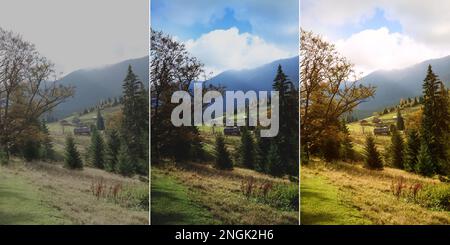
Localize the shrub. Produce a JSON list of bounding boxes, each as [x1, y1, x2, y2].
[[417, 184, 450, 211], [0, 149, 8, 165], [265, 183, 299, 211]]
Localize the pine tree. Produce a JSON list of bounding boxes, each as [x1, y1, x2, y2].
[[389, 128, 404, 169], [96, 109, 105, 131], [272, 64, 298, 175], [416, 142, 434, 176], [420, 65, 449, 174], [404, 129, 420, 172], [121, 65, 149, 166], [214, 133, 233, 170], [363, 135, 383, 170], [64, 135, 83, 169], [105, 129, 120, 172], [238, 127, 256, 169], [89, 129, 105, 169], [116, 144, 134, 176], [396, 110, 405, 130], [267, 143, 283, 177]]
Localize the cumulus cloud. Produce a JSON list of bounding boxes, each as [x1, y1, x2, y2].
[[185, 28, 293, 76], [334, 28, 446, 75], [302, 0, 450, 47]]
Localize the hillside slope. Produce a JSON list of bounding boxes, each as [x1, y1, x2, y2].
[[54, 56, 148, 118]]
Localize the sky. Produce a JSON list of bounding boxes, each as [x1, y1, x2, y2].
[[302, 0, 450, 75], [0, 0, 148, 76], [151, 0, 299, 76]]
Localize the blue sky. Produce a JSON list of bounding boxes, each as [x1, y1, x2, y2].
[[302, 0, 450, 75], [152, 0, 298, 75]]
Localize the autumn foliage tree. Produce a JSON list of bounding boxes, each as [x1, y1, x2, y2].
[[300, 29, 375, 160], [0, 27, 73, 160]]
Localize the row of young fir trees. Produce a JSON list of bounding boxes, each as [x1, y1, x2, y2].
[[364, 65, 450, 176], [214, 65, 299, 178], [64, 66, 149, 176]]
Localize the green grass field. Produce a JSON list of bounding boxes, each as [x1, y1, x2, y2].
[[0, 167, 69, 224], [1, 104, 148, 225], [300, 173, 370, 225], [151, 169, 218, 225]]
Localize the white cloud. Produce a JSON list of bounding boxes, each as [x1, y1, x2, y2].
[[184, 28, 293, 76], [302, 0, 450, 47], [0, 0, 148, 75], [334, 28, 446, 75]]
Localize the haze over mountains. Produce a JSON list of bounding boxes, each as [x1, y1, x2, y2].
[[54, 56, 149, 118], [357, 55, 450, 117], [206, 56, 299, 91], [55, 56, 298, 118]]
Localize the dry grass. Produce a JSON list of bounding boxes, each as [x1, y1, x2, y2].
[[153, 162, 298, 225], [2, 159, 148, 224], [302, 159, 450, 224]]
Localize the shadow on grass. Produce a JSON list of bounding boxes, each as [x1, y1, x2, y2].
[[151, 171, 218, 225], [300, 176, 370, 225]]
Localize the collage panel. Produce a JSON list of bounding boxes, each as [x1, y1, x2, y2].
[[300, 0, 450, 225], [150, 0, 299, 225], [0, 0, 149, 225]]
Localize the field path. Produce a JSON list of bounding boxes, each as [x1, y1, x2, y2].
[[0, 169, 68, 224], [151, 169, 218, 225], [301, 174, 371, 225]]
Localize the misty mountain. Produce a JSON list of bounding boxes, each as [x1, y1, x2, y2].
[[54, 56, 148, 118], [357, 55, 450, 117], [206, 56, 299, 91]]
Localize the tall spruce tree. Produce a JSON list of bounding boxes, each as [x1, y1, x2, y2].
[[89, 129, 105, 169], [404, 129, 420, 172], [420, 65, 449, 175], [64, 135, 83, 169], [272, 65, 298, 175], [363, 135, 383, 170], [389, 128, 405, 169], [121, 65, 149, 166], [214, 133, 233, 170]]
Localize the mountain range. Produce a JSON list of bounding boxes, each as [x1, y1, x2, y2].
[[357, 55, 450, 118], [54, 56, 148, 118], [55, 56, 298, 118], [206, 56, 299, 91]]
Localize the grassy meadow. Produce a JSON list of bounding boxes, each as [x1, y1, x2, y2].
[[0, 106, 149, 225], [151, 126, 299, 225], [301, 106, 450, 225]]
